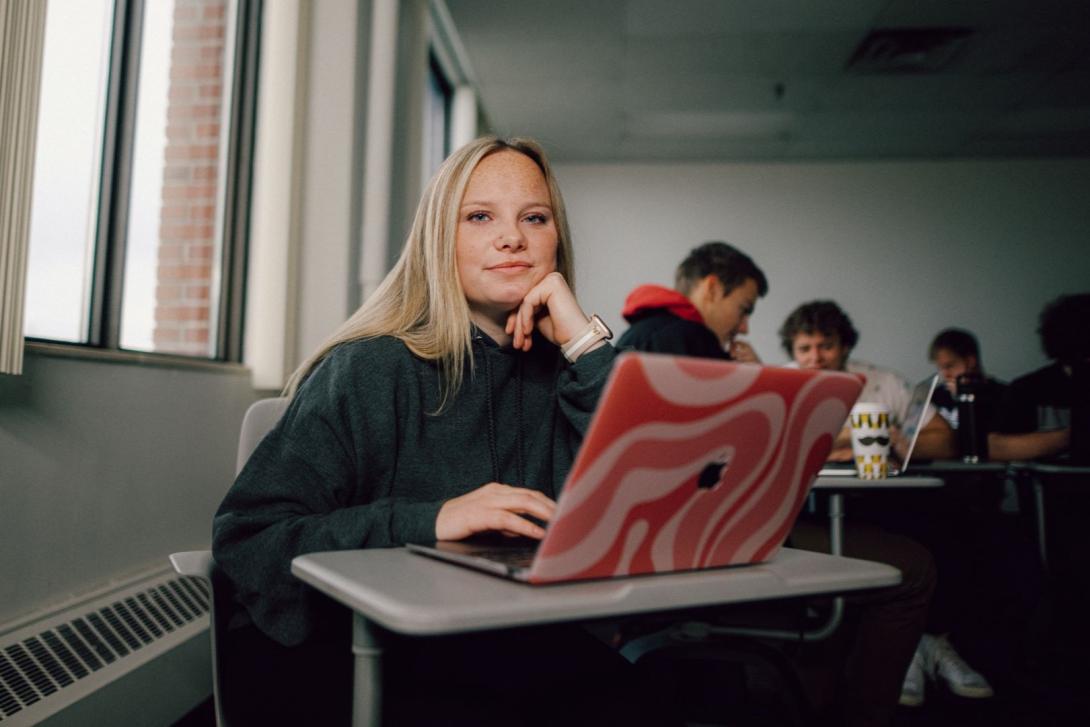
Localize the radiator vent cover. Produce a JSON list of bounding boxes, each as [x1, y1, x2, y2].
[[846, 27, 973, 74], [0, 569, 210, 725]]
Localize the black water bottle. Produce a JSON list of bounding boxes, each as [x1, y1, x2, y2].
[[956, 375, 989, 462]]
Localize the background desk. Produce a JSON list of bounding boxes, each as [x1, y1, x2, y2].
[[906, 460, 1089, 566], [1012, 462, 1090, 565], [812, 475, 944, 554], [292, 547, 901, 727]]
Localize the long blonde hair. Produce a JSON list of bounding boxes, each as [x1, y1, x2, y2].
[[284, 136, 575, 406]]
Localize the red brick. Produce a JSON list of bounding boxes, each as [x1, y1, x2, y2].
[[157, 245, 187, 262], [187, 244, 215, 261], [173, 24, 223, 42], [172, 103, 220, 119], [162, 166, 191, 182], [168, 143, 218, 161], [168, 85, 196, 102], [192, 166, 218, 183], [158, 264, 212, 281], [195, 122, 221, 139], [174, 4, 197, 21], [186, 284, 211, 300], [160, 204, 189, 221], [156, 305, 210, 322], [189, 202, 216, 220], [156, 284, 185, 300], [162, 184, 216, 200], [160, 223, 214, 240]]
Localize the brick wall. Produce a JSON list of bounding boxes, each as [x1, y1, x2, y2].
[[154, 0, 228, 356]]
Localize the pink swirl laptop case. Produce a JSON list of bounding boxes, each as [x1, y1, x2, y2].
[[525, 352, 863, 583]]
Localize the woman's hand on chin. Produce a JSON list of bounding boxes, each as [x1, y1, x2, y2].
[[505, 272, 589, 352], [436, 482, 557, 541]]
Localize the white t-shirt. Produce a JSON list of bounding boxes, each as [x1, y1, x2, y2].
[[787, 358, 936, 428]]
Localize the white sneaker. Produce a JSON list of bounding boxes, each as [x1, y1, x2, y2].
[[899, 644, 927, 707], [928, 634, 995, 699]]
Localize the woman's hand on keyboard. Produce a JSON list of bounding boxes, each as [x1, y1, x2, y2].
[[436, 483, 557, 541]]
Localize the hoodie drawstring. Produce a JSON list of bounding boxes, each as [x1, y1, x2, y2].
[[478, 336, 525, 488]]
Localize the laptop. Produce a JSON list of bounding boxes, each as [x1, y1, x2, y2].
[[818, 373, 939, 477], [408, 352, 864, 584]]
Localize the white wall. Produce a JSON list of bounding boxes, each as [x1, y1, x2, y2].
[[294, 0, 366, 362], [0, 354, 256, 625], [556, 157, 1090, 383]]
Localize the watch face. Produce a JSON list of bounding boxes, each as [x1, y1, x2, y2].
[[593, 315, 613, 339]]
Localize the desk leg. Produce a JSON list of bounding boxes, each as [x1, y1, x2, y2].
[[828, 493, 844, 557], [352, 614, 383, 727], [1033, 479, 1048, 568]]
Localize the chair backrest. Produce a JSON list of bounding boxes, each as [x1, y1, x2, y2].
[[169, 397, 290, 726], [236, 397, 289, 473]]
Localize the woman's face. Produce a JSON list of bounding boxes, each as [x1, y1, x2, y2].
[[456, 150, 558, 323]]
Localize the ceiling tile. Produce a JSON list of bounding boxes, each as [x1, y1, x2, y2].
[[875, 0, 1090, 30], [623, 0, 885, 36], [620, 74, 831, 114], [445, 0, 1090, 162], [820, 73, 1044, 112], [623, 31, 861, 78]]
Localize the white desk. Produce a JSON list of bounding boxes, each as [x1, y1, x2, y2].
[[812, 475, 944, 554], [292, 546, 900, 727]]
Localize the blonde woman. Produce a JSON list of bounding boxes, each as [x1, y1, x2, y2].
[[213, 137, 673, 725]]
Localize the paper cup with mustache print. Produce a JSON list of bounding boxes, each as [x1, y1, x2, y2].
[[849, 402, 892, 479]]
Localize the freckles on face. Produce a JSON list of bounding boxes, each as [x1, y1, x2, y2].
[[455, 151, 559, 320]]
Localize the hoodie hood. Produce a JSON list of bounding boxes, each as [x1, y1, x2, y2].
[[621, 285, 705, 324]]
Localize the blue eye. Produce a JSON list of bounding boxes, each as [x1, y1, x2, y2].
[[467, 212, 490, 222], [525, 213, 548, 224]]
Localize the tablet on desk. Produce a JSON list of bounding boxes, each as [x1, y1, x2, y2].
[[410, 352, 863, 584]]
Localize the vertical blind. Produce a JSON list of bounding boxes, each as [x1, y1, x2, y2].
[[0, 0, 48, 375]]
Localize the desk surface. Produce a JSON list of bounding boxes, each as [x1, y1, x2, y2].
[[813, 474, 944, 490], [903, 460, 1090, 476], [1023, 462, 1090, 475], [907, 460, 1010, 474], [292, 547, 900, 636]]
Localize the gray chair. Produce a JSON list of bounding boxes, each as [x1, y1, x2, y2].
[[169, 397, 290, 726]]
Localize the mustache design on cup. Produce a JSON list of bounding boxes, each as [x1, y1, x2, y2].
[[849, 402, 893, 480]]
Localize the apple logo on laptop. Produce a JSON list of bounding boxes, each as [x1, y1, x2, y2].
[[697, 450, 732, 490]]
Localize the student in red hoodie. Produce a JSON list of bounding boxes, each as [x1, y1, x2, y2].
[[617, 241, 767, 362], [616, 241, 935, 727]]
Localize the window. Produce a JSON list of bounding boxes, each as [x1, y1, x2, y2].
[[423, 52, 452, 179], [24, 0, 260, 360]]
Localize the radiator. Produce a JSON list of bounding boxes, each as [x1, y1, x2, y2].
[[0, 563, 211, 725]]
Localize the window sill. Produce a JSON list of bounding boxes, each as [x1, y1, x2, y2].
[[25, 341, 249, 375]]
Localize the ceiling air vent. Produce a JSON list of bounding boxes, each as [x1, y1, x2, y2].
[[846, 27, 973, 74]]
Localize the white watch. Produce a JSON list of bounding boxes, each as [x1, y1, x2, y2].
[[561, 314, 613, 363]]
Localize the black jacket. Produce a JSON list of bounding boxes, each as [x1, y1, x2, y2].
[[618, 311, 728, 359], [616, 284, 727, 359]]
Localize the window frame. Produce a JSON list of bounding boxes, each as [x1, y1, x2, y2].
[[426, 50, 453, 164], [25, 0, 262, 365]]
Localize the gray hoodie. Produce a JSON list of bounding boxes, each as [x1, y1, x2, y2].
[[212, 331, 615, 645]]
